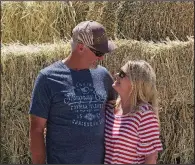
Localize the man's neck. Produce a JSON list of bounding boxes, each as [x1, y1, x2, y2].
[[62, 54, 89, 70]]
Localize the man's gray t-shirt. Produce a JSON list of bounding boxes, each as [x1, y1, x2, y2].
[[29, 61, 116, 164]]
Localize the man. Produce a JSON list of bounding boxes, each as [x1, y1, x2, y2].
[[29, 20, 117, 164]]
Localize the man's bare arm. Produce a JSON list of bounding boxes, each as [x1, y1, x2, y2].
[[29, 115, 47, 164]]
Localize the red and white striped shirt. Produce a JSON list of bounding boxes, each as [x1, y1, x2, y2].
[[104, 103, 163, 164]]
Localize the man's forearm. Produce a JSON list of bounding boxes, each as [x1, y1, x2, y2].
[[30, 131, 46, 164]]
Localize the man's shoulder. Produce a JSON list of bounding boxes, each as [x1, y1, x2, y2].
[[40, 60, 64, 76], [95, 65, 109, 74]]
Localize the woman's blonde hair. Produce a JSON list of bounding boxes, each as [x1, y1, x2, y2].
[[116, 60, 159, 119]]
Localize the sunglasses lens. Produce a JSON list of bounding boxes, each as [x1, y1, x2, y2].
[[95, 52, 104, 57], [89, 48, 104, 57], [119, 70, 126, 78]]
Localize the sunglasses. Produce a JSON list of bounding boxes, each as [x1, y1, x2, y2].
[[118, 70, 127, 78], [88, 47, 105, 57], [77, 40, 105, 57]]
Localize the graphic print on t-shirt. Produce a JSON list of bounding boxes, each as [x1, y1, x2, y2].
[[29, 62, 111, 163], [64, 79, 107, 127]]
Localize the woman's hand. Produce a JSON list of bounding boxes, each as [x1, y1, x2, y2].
[[107, 100, 116, 104], [44, 127, 47, 138], [105, 100, 116, 112]]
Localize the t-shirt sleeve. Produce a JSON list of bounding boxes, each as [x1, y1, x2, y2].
[[137, 110, 163, 155], [29, 72, 51, 119]]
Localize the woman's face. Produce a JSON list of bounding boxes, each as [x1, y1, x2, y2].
[[112, 70, 132, 97]]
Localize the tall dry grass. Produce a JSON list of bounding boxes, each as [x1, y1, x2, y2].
[[1, 1, 194, 44], [1, 1, 88, 43], [1, 38, 194, 164], [114, 1, 194, 41]]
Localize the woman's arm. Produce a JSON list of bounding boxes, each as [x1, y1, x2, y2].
[[145, 151, 158, 164], [105, 100, 116, 112]]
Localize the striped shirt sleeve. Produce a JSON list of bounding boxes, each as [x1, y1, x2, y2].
[[137, 110, 163, 155]]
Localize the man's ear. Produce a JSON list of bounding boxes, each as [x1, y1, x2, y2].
[[77, 43, 84, 52]]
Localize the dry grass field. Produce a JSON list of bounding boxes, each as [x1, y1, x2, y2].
[[1, 1, 194, 164], [1, 1, 194, 43], [1, 38, 194, 164]]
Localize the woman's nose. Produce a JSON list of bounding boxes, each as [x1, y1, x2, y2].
[[114, 73, 120, 80]]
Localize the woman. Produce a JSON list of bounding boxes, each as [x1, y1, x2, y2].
[[104, 60, 163, 164]]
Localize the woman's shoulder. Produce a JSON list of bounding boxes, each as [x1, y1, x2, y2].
[[135, 103, 159, 126], [135, 103, 156, 116]]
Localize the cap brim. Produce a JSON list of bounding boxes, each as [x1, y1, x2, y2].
[[92, 40, 117, 54]]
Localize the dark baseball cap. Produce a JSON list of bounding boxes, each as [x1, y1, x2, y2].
[[71, 20, 117, 53]]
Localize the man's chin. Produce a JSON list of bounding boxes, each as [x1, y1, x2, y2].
[[90, 61, 98, 69]]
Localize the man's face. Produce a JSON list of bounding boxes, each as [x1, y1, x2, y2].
[[78, 44, 105, 68]]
